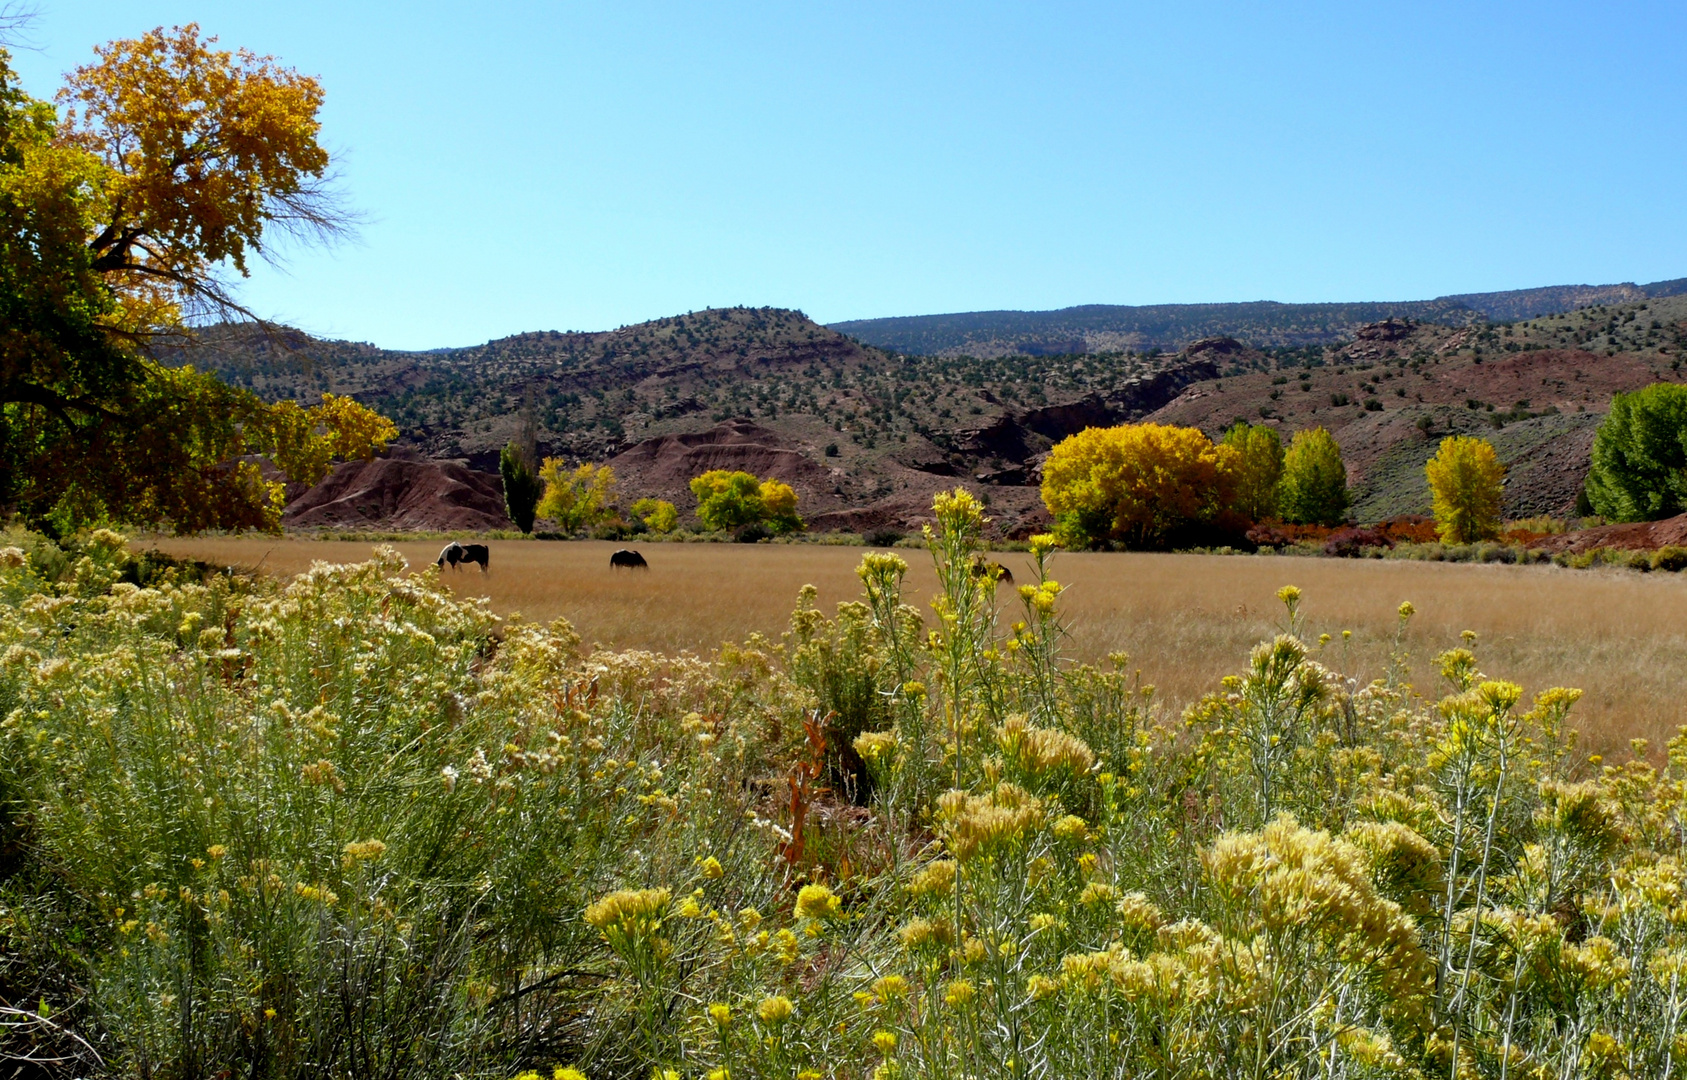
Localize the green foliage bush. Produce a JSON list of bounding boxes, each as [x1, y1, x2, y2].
[[1586, 382, 1687, 522], [499, 442, 542, 533], [1221, 421, 1283, 522], [1277, 427, 1349, 526], [5, 513, 1687, 1078]]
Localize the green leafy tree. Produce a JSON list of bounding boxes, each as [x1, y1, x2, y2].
[[689, 470, 763, 531], [1586, 382, 1687, 522], [499, 442, 541, 533], [1277, 427, 1348, 526], [1425, 435, 1506, 543], [632, 497, 677, 534], [537, 460, 618, 534], [1222, 421, 1284, 523]]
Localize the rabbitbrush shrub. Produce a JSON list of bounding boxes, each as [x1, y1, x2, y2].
[[5, 510, 1687, 1079]]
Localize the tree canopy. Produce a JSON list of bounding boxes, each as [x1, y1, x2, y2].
[[689, 470, 803, 534], [536, 461, 618, 534], [1277, 427, 1348, 527], [1222, 421, 1284, 523], [0, 27, 391, 533], [1040, 423, 1242, 549], [1425, 435, 1505, 543], [1585, 382, 1687, 522]]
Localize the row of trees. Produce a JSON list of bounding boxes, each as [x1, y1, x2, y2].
[[1040, 420, 1530, 549], [501, 377, 1687, 548], [1, 26, 396, 533], [500, 443, 801, 536], [1040, 422, 1350, 549]]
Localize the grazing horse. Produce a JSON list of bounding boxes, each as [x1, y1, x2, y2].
[[437, 542, 490, 572], [970, 555, 1013, 584], [610, 548, 649, 570]]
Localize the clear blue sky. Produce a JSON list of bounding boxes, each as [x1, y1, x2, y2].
[[10, 2, 1687, 349]]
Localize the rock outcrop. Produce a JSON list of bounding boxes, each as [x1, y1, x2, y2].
[[283, 452, 512, 531]]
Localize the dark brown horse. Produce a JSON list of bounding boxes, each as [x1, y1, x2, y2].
[[610, 549, 649, 570]]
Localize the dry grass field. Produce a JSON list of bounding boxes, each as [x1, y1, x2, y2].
[[145, 536, 1687, 754]]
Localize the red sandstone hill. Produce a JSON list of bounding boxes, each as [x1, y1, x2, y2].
[[283, 453, 512, 531]]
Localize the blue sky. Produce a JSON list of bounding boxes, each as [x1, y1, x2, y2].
[[10, 2, 1687, 349]]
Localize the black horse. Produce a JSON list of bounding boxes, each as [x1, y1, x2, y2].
[[610, 549, 648, 570], [437, 542, 490, 572]]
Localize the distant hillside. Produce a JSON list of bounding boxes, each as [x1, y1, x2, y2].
[[1141, 294, 1687, 519], [177, 308, 1207, 535], [830, 277, 1687, 358], [175, 288, 1687, 533]]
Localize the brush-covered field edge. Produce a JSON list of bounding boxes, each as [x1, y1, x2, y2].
[[1, 502, 1684, 1080]]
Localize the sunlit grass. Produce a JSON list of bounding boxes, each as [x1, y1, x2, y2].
[[147, 537, 1687, 753]]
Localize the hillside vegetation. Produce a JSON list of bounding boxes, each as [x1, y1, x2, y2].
[[830, 277, 1687, 358], [185, 290, 1687, 531]]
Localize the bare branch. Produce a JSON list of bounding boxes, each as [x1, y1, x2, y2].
[[0, 1005, 106, 1069]]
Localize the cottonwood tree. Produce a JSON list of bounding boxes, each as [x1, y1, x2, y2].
[[0, 26, 392, 532], [1425, 435, 1506, 543], [1039, 423, 1242, 549], [689, 469, 804, 533], [537, 461, 618, 533], [1277, 427, 1349, 526], [1585, 382, 1687, 522], [1222, 421, 1284, 522]]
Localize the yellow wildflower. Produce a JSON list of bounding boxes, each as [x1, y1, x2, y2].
[[757, 995, 794, 1024], [708, 1002, 732, 1027], [341, 839, 388, 867], [907, 860, 957, 897], [1026, 974, 1060, 1000], [871, 974, 910, 1002], [872, 1029, 898, 1054], [795, 883, 842, 920], [698, 855, 724, 879], [853, 730, 900, 765]]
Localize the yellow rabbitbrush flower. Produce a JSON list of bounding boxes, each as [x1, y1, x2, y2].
[[937, 783, 1045, 863], [906, 859, 957, 897], [794, 883, 842, 921], [943, 979, 976, 1007], [1203, 815, 1433, 1014], [995, 715, 1095, 780], [853, 730, 900, 766], [341, 838, 386, 867], [584, 888, 670, 937], [756, 995, 793, 1024]]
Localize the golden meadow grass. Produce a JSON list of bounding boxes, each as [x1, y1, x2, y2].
[[146, 536, 1687, 754], [9, 508, 1687, 1079]]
